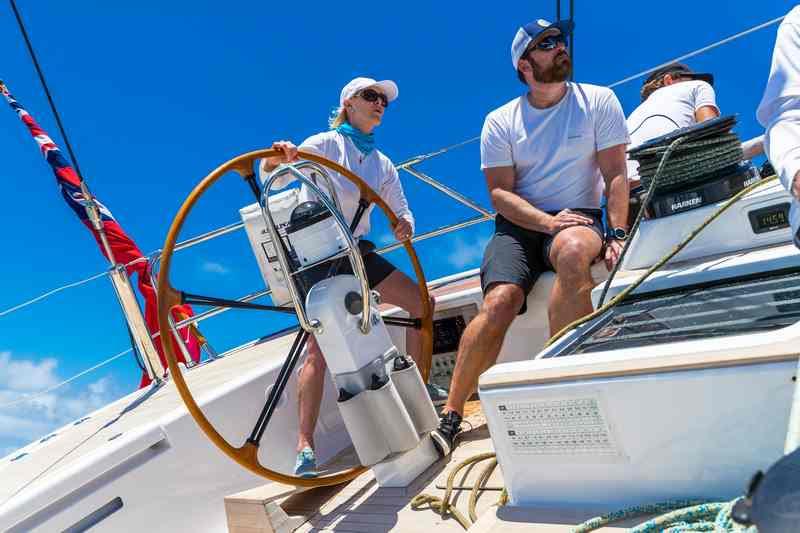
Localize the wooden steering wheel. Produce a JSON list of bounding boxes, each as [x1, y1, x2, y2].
[[156, 149, 433, 487]]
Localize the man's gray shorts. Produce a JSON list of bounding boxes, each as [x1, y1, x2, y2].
[[480, 211, 605, 314]]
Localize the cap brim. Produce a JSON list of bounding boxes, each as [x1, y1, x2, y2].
[[687, 72, 714, 86], [529, 20, 574, 48], [369, 80, 399, 102], [546, 20, 574, 38]]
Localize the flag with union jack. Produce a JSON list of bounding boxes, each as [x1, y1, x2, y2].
[[1, 81, 201, 387]]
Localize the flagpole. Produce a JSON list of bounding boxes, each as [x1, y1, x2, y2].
[[0, 79, 166, 385]]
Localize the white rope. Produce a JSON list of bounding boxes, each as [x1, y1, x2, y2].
[[0, 347, 132, 409], [0, 270, 108, 318]]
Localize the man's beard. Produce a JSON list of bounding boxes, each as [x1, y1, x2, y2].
[[531, 52, 572, 83]]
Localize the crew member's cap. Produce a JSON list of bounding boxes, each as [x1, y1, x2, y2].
[[644, 63, 714, 86], [511, 18, 574, 69], [339, 77, 399, 106]]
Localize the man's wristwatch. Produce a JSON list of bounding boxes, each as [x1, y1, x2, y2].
[[607, 227, 628, 241]]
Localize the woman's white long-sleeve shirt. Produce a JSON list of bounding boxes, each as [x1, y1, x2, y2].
[[757, 6, 800, 236], [260, 130, 414, 239]]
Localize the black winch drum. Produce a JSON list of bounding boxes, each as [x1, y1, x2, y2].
[[628, 115, 753, 219]]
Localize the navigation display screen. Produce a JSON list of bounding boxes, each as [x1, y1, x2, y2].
[[749, 203, 790, 234], [433, 315, 467, 354]]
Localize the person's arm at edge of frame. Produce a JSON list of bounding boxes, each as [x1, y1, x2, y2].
[[598, 144, 629, 270]]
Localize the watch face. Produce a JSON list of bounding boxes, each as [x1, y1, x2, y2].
[[613, 228, 627, 240]]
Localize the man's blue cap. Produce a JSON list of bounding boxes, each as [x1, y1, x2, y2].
[[511, 18, 574, 69]]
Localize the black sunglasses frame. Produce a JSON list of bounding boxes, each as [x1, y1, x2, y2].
[[358, 88, 389, 108], [527, 33, 568, 55]]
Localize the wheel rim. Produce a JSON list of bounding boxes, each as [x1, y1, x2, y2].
[[156, 148, 433, 486]]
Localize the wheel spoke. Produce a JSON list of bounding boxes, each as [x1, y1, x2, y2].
[[181, 291, 296, 315], [383, 316, 422, 329], [246, 329, 309, 446]]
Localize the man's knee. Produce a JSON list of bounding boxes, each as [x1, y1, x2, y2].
[[481, 284, 525, 328], [552, 237, 597, 276]]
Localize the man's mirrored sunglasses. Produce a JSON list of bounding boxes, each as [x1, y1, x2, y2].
[[359, 88, 389, 108], [531, 33, 567, 52]]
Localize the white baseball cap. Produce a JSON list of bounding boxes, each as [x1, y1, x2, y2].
[[339, 77, 399, 106], [510, 18, 574, 69]]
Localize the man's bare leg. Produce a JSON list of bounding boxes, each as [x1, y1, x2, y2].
[[443, 283, 526, 417], [547, 226, 603, 336], [297, 335, 326, 453]]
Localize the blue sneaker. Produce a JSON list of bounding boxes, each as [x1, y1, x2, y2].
[[294, 447, 318, 478]]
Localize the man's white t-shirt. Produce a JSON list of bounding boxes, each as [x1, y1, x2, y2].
[[626, 80, 718, 181], [757, 6, 800, 239], [480, 82, 629, 212], [260, 130, 414, 239]]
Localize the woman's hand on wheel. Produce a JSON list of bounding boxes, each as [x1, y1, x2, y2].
[[393, 218, 413, 241], [263, 140, 299, 170]]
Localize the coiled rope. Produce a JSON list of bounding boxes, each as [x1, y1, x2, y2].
[[410, 452, 503, 530], [573, 498, 756, 533]]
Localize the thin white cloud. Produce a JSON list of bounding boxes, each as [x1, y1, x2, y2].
[[0, 351, 59, 391], [446, 235, 490, 270], [201, 261, 230, 275], [0, 352, 117, 457]]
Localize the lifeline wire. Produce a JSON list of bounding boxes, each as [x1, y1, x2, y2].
[[0, 347, 132, 409], [0, 271, 107, 317]]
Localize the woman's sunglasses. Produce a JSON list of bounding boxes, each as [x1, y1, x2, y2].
[[359, 88, 389, 108], [531, 33, 568, 52]]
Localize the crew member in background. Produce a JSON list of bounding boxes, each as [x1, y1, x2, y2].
[[758, 6, 800, 246], [626, 63, 720, 187]]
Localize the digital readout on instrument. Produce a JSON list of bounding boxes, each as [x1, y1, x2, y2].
[[749, 203, 790, 234]]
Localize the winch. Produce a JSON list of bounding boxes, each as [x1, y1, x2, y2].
[[628, 115, 760, 218]]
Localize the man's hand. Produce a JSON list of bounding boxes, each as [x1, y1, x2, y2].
[[792, 170, 800, 199], [547, 209, 594, 235], [605, 239, 624, 271], [393, 218, 413, 241]]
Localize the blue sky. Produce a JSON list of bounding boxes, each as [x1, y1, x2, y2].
[[0, 1, 793, 455]]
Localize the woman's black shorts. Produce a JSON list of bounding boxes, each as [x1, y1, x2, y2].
[[296, 239, 396, 296]]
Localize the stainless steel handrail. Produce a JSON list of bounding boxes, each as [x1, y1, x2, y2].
[[261, 162, 373, 334]]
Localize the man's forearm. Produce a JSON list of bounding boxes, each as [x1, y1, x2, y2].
[[491, 188, 553, 233], [605, 173, 629, 230]]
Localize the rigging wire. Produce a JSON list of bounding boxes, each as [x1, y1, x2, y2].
[[9, 0, 86, 180], [0, 348, 132, 409], [0, 271, 107, 317], [608, 14, 786, 89]]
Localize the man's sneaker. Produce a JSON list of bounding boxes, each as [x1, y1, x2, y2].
[[426, 382, 449, 407], [294, 447, 318, 478], [430, 410, 462, 457]]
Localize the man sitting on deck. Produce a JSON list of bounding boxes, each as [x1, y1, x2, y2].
[[430, 18, 630, 457], [626, 63, 720, 187], [758, 6, 800, 247]]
